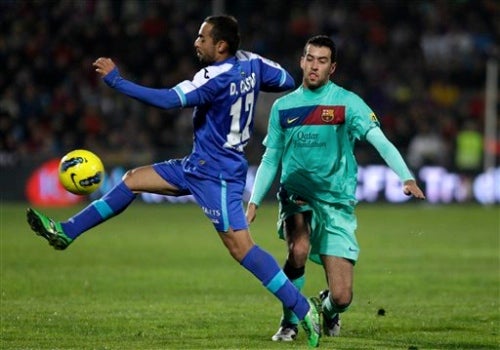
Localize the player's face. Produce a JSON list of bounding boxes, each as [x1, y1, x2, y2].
[[300, 44, 336, 89], [194, 22, 217, 64]]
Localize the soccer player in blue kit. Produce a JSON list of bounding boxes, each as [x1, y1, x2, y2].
[[26, 15, 321, 347], [246, 35, 425, 342]]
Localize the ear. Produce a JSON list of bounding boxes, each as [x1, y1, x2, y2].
[[330, 62, 337, 75], [217, 41, 228, 54], [300, 56, 305, 70]]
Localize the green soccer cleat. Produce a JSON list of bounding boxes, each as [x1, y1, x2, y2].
[[26, 208, 72, 250], [300, 297, 321, 348]]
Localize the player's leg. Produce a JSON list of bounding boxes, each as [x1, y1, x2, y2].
[[27, 161, 184, 249], [188, 175, 320, 347], [272, 211, 311, 341], [220, 228, 320, 347], [314, 203, 358, 336], [319, 255, 353, 336], [202, 178, 310, 316]]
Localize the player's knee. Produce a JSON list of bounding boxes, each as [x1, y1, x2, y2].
[[288, 240, 309, 265], [221, 229, 254, 262], [331, 289, 353, 310], [122, 169, 142, 192], [289, 246, 308, 265]]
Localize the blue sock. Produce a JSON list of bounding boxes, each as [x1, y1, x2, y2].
[[282, 276, 304, 325], [240, 245, 309, 320], [61, 182, 136, 239]]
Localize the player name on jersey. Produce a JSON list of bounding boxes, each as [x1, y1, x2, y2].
[[230, 72, 256, 96]]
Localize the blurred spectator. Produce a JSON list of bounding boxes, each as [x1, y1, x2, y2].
[[0, 109, 19, 166], [407, 119, 449, 169], [455, 120, 483, 173]]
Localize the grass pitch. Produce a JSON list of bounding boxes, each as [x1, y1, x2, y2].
[[1, 201, 498, 349]]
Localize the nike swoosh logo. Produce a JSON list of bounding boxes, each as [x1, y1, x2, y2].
[[70, 173, 79, 189], [348, 247, 358, 252], [287, 117, 299, 124]]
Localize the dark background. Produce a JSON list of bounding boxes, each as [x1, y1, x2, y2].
[[1, 0, 498, 202]]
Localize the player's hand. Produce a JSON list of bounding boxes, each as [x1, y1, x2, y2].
[[93, 57, 116, 77], [246, 202, 258, 224], [403, 179, 425, 199]]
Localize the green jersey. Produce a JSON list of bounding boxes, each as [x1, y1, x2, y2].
[[264, 81, 379, 206]]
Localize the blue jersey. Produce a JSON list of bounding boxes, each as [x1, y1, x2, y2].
[[104, 50, 294, 180]]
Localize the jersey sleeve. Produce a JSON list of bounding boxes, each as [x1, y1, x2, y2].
[[249, 100, 285, 206], [346, 93, 380, 141], [366, 127, 415, 181], [249, 147, 282, 206], [256, 55, 295, 92], [262, 100, 285, 149], [103, 68, 182, 109], [172, 66, 224, 107]]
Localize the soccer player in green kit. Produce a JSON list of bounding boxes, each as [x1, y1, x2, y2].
[[246, 35, 425, 342]]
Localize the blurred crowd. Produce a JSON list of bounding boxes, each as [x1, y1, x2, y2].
[[1, 0, 498, 174]]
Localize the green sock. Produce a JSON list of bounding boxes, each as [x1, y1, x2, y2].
[[282, 276, 304, 325], [322, 293, 349, 319]]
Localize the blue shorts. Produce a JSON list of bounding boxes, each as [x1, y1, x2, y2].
[[153, 159, 248, 232]]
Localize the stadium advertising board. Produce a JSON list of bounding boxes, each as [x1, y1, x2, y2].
[[23, 161, 499, 206]]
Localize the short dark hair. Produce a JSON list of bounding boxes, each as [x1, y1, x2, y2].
[[304, 35, 337, 62], [204, 15, 240, 55]]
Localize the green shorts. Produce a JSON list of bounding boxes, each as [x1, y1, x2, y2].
[[277, 199, 359, 265]]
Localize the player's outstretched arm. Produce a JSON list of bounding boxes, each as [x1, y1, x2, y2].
[[366, 127, 425, 200], [92, 57, 182, 110], [246, 147, 283, 223]]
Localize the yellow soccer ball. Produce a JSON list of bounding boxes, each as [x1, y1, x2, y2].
[[58, 149, 105, 195]]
